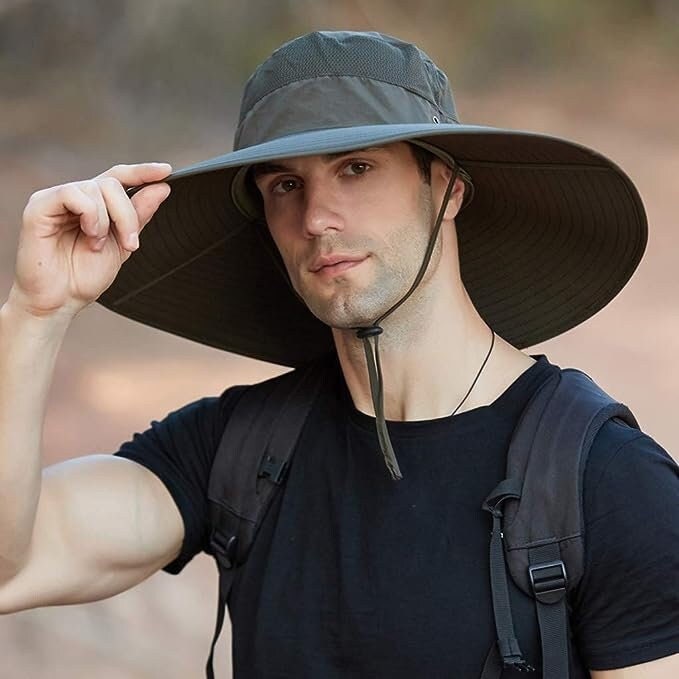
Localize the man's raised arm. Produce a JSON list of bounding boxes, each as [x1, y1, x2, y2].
[[0, 164, 183, 612]]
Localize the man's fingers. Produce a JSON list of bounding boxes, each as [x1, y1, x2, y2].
[[23, 165, 173, 256], [78, 181, 111, 243], [130, 183, 172, 234], [96, 177, 143, 251], [95, 162, 173, 189], [80, 177, 170, 253]]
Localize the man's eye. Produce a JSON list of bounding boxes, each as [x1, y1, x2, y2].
[[272, 178, 299, 194], [344, 162, 370, 176]]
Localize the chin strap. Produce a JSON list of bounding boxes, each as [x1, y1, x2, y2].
[[355, 325, 402, 479], [353, 167, 459, 481]]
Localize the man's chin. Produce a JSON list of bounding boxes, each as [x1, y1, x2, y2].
[[302, 296, 376, 330], [296, 276, 398, 329]]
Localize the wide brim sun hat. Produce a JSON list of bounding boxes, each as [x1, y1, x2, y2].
[[98, 30, 647, 367]]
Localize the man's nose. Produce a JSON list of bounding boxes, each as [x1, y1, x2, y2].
[[301, 183, 344, 238]]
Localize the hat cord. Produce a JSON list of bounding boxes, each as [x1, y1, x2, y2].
[[354, 166, 495, 480]]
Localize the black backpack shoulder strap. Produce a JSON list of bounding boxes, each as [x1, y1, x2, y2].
[[482, 367, 639, 679], [204, 354, 331, 678]]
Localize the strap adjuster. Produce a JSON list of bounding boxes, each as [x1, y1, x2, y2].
[[528, 560, 567, 604], [258, 454, 288, 485], [210, 531, 238, 569]]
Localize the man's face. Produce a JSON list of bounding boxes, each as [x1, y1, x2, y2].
[[253, 142, 440, 329]]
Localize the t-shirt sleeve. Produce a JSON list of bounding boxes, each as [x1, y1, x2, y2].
[[113, 385, 248, 575], [570, 418, 679, 670]]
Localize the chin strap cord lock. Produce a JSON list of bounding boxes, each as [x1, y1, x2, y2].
[[355, 325, 402, 481]]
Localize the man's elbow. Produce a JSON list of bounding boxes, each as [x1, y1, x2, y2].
[[590, 651, 679, 678]]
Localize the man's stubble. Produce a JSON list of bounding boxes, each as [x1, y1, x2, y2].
[[294, 183, 440, 331]]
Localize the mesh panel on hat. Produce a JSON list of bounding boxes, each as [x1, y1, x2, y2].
[[238, 31, 459, 125]]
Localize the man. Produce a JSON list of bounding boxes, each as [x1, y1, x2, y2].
[[1, 30, 677, 678]]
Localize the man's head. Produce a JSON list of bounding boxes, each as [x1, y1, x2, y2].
[[250, 142, 466, 329]]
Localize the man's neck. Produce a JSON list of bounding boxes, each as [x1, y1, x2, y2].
[[332, 288, 535, 422]]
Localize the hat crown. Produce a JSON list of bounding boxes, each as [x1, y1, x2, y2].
[[234, 31, 459, 149]]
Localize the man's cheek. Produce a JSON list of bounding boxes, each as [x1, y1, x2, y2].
[[286, 256, 305, 290]]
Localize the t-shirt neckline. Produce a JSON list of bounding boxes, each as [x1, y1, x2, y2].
[[341, 353, 555, 436]]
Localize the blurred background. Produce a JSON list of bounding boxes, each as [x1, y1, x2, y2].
[[1, 1, 678, 677]]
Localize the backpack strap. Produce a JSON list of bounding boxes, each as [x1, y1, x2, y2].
[[482, 368, 639, 678], [481, 477, 534, 675], [204, 355, 331, 678]]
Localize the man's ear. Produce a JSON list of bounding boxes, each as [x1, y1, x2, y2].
[[433, 160, 466, 220]]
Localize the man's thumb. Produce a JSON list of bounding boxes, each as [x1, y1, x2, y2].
[[131, 182, 172, 230]]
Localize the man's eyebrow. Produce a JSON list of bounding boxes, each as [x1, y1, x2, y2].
[[251, 147, 384, 178]]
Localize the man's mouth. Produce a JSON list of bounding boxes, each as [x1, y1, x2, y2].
[[309, 254, 368, 276]]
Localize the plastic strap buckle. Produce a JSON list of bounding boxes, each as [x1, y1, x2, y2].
[[258, 454, 289, 485], [528, 560, 567, 604]]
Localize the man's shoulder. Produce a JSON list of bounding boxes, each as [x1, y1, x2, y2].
[[213, 353, 342, 442], [222, 353, 342, 419], [586, 416, 676, 489]]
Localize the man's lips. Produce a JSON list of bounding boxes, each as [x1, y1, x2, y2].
[[309, 254, 368, 274]]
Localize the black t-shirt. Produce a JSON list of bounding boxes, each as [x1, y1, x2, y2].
[[115, 354, 679, 677]]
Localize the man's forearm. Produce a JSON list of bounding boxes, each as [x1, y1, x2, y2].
[[0, 292, 73, 581]]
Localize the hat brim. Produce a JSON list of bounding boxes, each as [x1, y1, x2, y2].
[[98, 123, 647, 366]]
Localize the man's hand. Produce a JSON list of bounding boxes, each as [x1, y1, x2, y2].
[[12, 163, 172, 319]]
